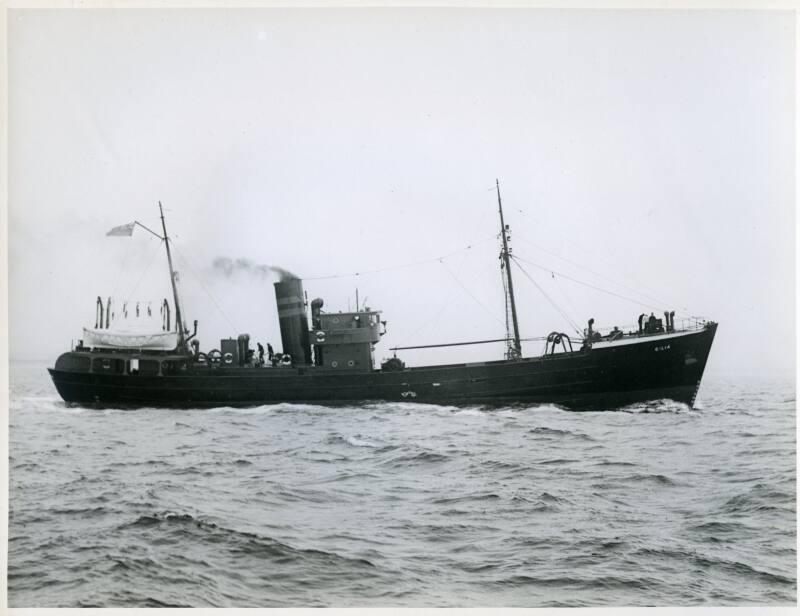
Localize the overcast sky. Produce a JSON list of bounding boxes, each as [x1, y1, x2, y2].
[[8, 8, 795, 378]]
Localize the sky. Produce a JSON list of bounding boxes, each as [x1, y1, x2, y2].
[[7, 8, 796, 379]]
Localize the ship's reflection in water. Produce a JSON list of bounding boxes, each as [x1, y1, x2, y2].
[[9, 361, 797, 607]]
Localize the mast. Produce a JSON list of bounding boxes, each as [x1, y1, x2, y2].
[[159, 201, 186, 349], [496, 179, 522, 359]]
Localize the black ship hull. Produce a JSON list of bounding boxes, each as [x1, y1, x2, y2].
[[49, 323, 717, 410]]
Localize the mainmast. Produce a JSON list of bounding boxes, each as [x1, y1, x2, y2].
[[159, 201, 186, 349], [496, 179, 522, 359]]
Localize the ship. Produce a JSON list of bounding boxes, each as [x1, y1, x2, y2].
[[49, 183, 717, 410]]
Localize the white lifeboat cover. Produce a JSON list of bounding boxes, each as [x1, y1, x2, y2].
[[83, 327, 179, 350]]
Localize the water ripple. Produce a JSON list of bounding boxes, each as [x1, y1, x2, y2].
[[8, 363, 796, 606]]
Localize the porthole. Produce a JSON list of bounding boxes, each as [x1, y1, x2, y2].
[[332, 317, 340, 324], [331, 360, 338, 368], [347, 359, 355, 367]]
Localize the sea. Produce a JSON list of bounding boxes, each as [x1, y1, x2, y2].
[[7, 360, 797, 607]]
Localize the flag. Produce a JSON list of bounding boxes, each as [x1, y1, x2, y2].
[[106, 222, 136, 236]]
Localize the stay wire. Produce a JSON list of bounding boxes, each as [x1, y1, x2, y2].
[[512, 233, 685, 312], [550, 269, 580, 324], [123, 239, 166, 306], [510, 257, 582, 335], [109, 232, 138, 299], [396, 248, 473, 348], [303, 236, 496, 281], [394, 209, 497, 348], [170, 240, 239, 334], [512, 254, 670, 313], [439, 258, 506, 328]]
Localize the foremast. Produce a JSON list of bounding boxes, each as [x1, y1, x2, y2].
[[496, 179, 522, 359], [158, 201, 187, 351]]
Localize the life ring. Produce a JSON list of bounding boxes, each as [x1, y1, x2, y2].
[[315, 331, 326, 343], [207, 349, 222, 365], [223, 352, 234, 364]]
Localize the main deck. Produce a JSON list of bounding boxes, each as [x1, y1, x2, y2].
[[49, 322, 717, 410]]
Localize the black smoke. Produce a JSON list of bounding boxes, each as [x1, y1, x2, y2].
[[212, 257, 298, 282]]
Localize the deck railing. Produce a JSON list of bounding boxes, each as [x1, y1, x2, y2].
[[588, 317, 709, 338]]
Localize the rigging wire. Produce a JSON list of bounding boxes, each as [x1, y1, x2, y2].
[[501, 262, 512, 343], [512, 254, 670, 313], [393, 208, 498, 348], [512, 233, 685, 311], [170, 240, 240, 334], [439, 258, 506, 328], [302, 236, 496, 281], [510, 257, 582, 335], [549, 268, 581, 326], [123, 239, 166, 306], [396, 242, 480, 347], [109, 231, 139, 299]]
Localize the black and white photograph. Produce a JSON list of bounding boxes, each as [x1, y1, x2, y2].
[[5, 3, 797, 608]]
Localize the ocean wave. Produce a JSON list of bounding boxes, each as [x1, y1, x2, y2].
[[539, 491, 569, 504], [11, 395, 63, 405], [51, 506, 110, 517], [120, 511, 378, 569], [452, 408, 487, 417], [366, 401, 465, 414], [617, 399, 693, 414], [621, 473, 679, 486], [689, 520, 751, 536], [489, 573, 656, 591], [431, 493, 501, 505], [382, 450, 450, 466], [720, 485, 795, 514], [325, 434, 383, 448], [482, 459, 525, 471], [634, 547, 796, 587], [528, 426, 595, 441]]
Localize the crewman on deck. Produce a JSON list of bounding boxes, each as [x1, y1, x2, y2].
[[257, 343, 265, 366]]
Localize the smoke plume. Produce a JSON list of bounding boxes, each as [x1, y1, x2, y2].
[[213, 257, 298, 282]]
